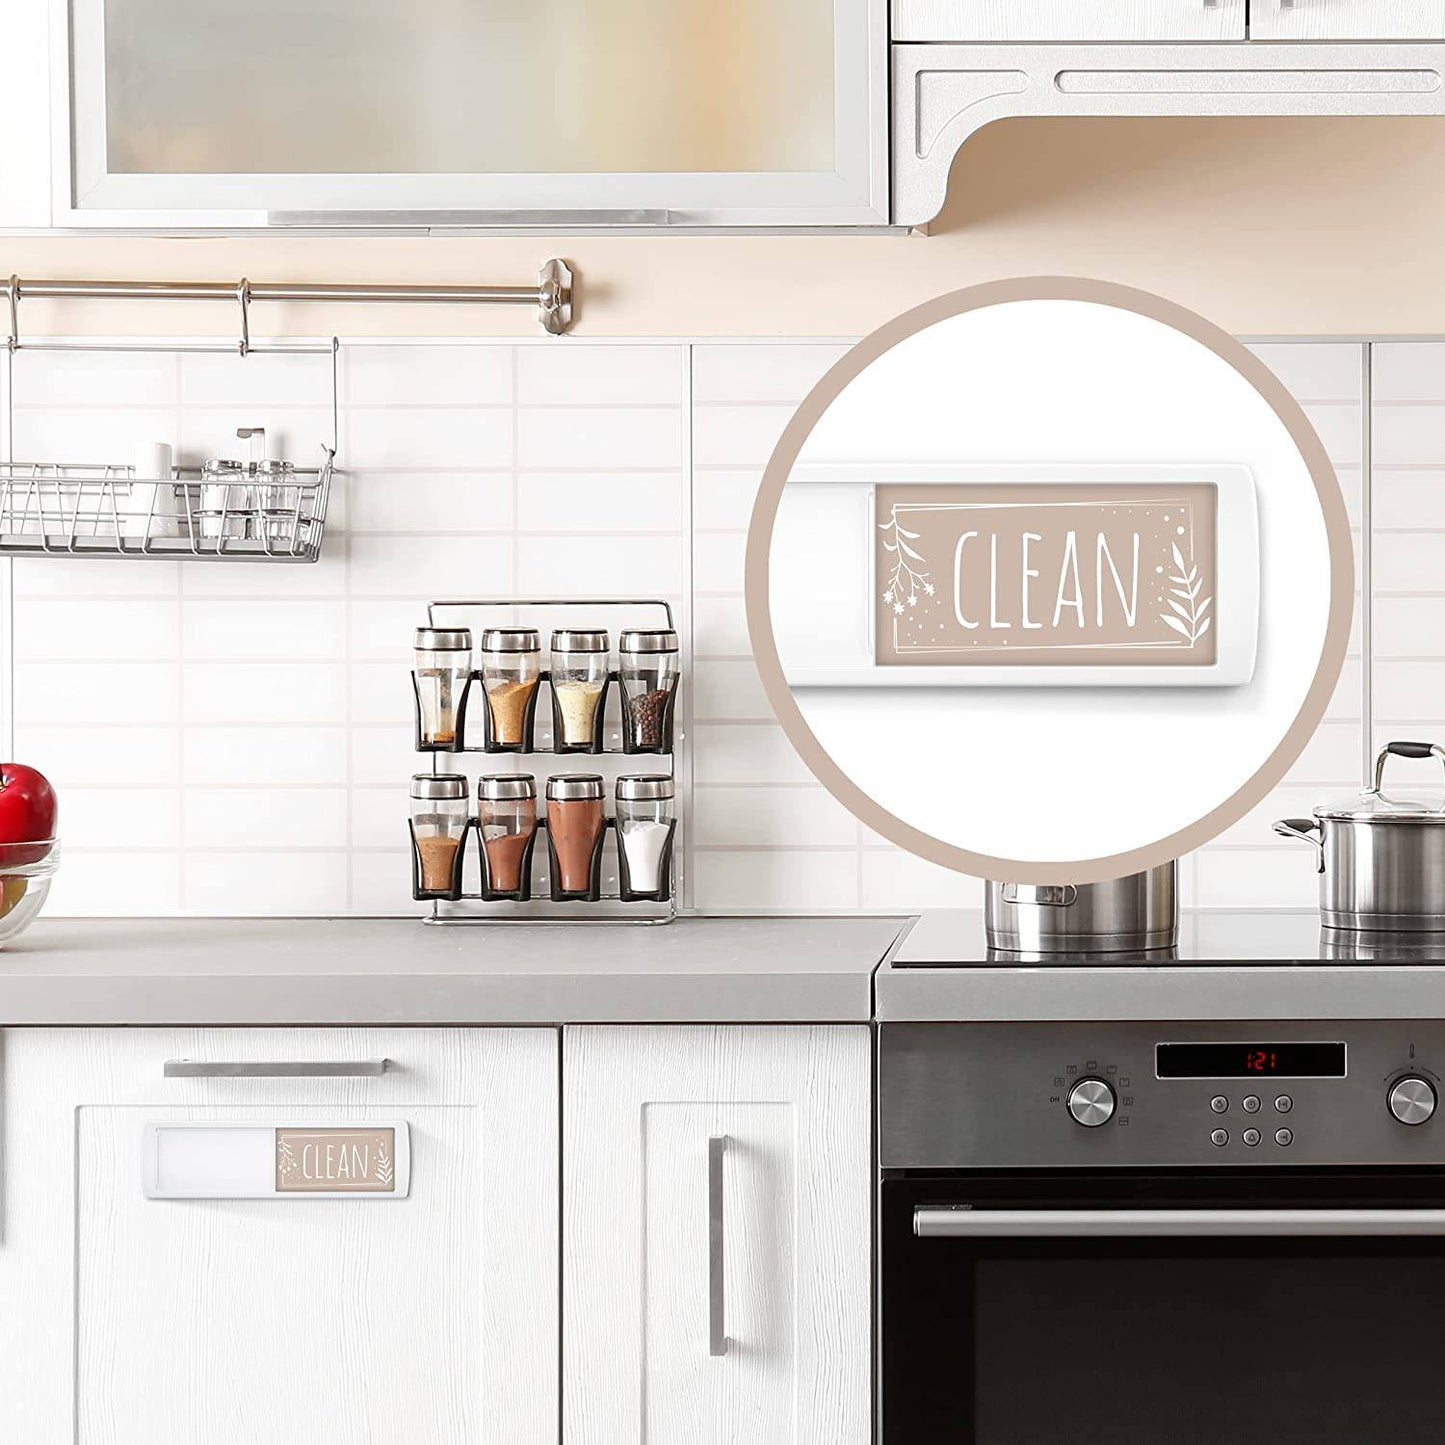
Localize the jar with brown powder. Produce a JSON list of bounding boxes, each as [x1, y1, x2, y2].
[[409, 774, 469, 898], [479, 627, 541, 752], [544, 774, 607, 902], [477, 774, 538, 901]]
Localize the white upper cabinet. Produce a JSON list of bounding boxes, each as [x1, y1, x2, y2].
[[1251, 0, 1445, 39], [0, 0, 52, 226], [57, 0, 888, 227], [893, 0, 1246, 42]]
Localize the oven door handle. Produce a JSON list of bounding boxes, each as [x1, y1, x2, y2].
[[914, 1206, 1445, 1237]]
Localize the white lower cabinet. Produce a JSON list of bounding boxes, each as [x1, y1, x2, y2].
[[0, 1027, 559, 1445], [563, 1025, 872, 1444]]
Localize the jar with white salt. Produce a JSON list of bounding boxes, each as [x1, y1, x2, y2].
[[614, 775, 676, 902], [548, 629, 609, 753]]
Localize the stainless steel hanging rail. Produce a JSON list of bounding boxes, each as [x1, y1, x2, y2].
[[2, 258, 573, 351]]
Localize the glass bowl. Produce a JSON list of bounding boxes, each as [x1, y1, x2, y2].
[[0, 840, 58, 947]]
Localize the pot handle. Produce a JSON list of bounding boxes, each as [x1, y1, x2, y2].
[[1000, 883, 1078, 907], [1273, 817, 1324, 874], [1374, 740, 1445, 795]]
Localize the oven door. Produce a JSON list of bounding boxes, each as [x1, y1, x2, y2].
[[882, 1170, 1445, 1445]]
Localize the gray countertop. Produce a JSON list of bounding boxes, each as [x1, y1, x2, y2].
[[878, 910, 1445, 1021], [0, 916, 908, 1026]]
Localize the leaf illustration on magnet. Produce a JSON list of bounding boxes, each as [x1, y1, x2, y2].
[[375, 1142, 394, 1189], [1160, 544, 1213, 648], [878, 506, 932, 608]]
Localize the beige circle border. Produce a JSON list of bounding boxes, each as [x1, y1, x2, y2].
[[745, 277, 1355, 885]]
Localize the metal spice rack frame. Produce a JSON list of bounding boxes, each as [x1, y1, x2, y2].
[[414, 597, 679, 926], [0, 337, 338, 561]]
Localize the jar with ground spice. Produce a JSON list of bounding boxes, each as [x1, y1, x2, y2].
[[618, 628, 679, 754], [544, 774, 607, 901], [615, 774, 676, 902], [412, 627, 473, 751], [479, 627, 542, 752], [409, 774, 469, 898], [549, 629, 609, 753], [477, 774, 538, 901]]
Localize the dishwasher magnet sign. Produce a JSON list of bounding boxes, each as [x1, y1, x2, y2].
[[876, 481, 1219, 667], [276, 1127, 397, 1193]]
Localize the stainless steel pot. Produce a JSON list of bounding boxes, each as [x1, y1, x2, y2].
[[1274, 740, 1445, 933], [984, 863, 1178, 954]]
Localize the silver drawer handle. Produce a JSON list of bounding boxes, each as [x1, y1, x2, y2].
[[915, 1206, 1445, 1238], [709, 1135, 728, 1358], [164, 1059, 391, 1078]]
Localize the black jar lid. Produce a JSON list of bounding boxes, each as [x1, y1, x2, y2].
[[619, 628, 678, 654], [546, 773, 606, 801]]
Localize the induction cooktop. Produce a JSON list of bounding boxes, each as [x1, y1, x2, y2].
[[890, 909, 1445, 967]]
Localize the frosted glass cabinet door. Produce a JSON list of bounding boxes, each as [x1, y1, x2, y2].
[[1250, 0, 1445, 38], [0, 1027, 559, 1445], [563, 1025, 872, 1445], [59, 0, 887, 226]]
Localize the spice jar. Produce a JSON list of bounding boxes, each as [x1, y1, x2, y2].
[[197, 458, 249, 540], [479, 628, 542, 752], [615, 775, 676, 902], [413, 627, 473, 750], [549, 629, 609, 753], [478, 774, 538, 901], [253, 458, 300, 551], [409, 774, 469, 898], [545, 774, 607, 901], [618, 629, 679, 754]]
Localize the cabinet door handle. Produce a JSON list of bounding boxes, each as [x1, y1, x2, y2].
[[163, 1059, 391, 1078], [708, 1135, 728, 1358]]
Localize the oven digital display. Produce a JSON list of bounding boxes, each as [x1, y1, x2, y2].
[[1156, 1042, 1346, 1078]]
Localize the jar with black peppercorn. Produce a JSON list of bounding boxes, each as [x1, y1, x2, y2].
[[618, 628, 678, 754]]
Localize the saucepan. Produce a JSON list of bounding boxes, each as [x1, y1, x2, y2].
[[984, 862, 1178, 954], [1275, 740, 1445, 933]]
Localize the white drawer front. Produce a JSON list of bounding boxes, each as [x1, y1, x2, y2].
[[893, 0, 1246, 42]]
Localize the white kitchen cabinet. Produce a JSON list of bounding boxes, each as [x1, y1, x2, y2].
[[894, 0, 1245, 42], [0, 0, 52, 226], [55, 0, 887, 228], [563, 1025, 871, 1445], [1252, 1, 1445, 40], [0, 1026, 559, 1445]]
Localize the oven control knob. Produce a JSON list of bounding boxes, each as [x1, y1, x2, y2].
[[1067, 1077, 1116, 1128], [1388, 1076, 1437, 1126]]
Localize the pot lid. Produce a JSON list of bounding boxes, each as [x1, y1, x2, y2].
[[1316, 741, 1445, 822]]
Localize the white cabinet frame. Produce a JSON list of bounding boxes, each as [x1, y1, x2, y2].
[[53, 0, 889, 229], [894, 42, 1445, 226]]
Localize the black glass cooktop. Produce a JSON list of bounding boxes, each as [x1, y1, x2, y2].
[[891, 910, 1445, 967]]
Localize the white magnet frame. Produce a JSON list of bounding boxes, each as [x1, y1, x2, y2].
[[141, 1120, 413, 1200], [776, 462, 1259, 688]]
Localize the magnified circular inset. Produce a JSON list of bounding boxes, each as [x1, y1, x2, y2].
[[745, 278, 1353, 884]]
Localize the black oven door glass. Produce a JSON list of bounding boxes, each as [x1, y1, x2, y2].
[[883, 1171, 1445, 1445]]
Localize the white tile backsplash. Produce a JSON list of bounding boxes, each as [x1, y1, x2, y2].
[[2, 337, 1440, 917]]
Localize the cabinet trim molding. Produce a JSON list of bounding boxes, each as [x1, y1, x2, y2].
[[893, 42, 1445, 226]]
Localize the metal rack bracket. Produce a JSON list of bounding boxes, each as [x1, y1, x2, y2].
[[2, 259, 574, 349]]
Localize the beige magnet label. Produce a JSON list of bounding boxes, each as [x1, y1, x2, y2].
[[875, 482, 1218, 666], [276, 1127, 397, 1193]]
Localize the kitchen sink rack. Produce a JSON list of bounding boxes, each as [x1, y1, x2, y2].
[[413, 597, 680, 926], [0, 336, 338, 562]]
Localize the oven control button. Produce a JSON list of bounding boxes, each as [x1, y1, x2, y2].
[[1388, 1076, 1437, 1126], [1210, 1095, 1228, 1114], [1210, 1128, 1228, 1147], [1242, 1095, 1261, 1113], [1243, 1128, 1261, 1147], [1274, 1095, 1293, 1114], [1067, 1077, 1116, 1128], [1275, 1128, 1293, 1147]]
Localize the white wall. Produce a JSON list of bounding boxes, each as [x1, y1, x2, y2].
[[0, 334, 1427, 916]]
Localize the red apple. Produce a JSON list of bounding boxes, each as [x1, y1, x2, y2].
[[0, 764, 57, 863]]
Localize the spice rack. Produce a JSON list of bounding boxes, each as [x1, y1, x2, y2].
[[410, 598, 680, 925]]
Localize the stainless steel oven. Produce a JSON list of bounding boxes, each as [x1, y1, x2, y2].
[[880, 1021, 1445, 1444]]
